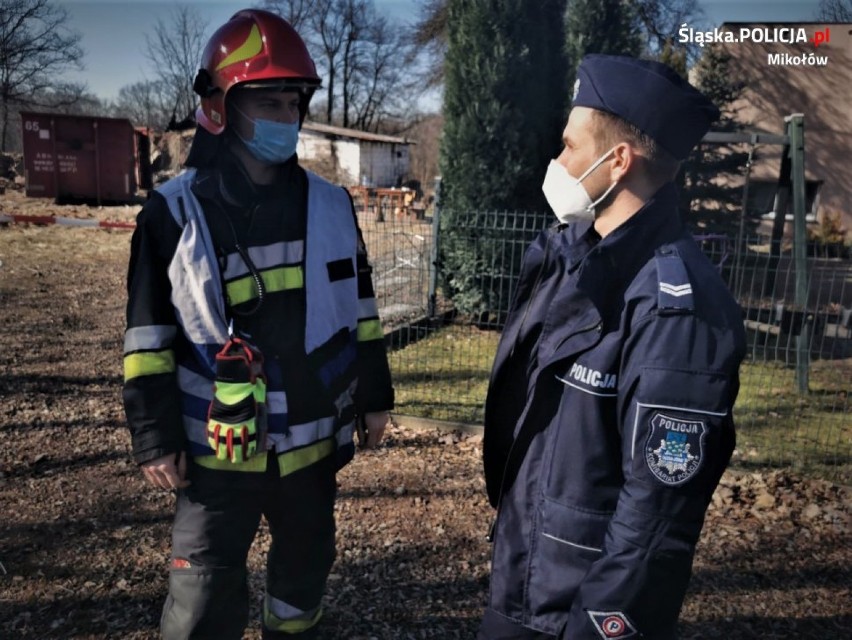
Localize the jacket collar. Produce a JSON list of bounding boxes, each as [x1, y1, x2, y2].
[[191, 151, 300, 210], [565, 182, 684, 311]]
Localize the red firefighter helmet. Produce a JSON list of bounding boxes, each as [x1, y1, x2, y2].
[[193, 9, 320, 135]]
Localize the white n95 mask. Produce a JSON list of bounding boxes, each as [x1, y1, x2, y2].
[[541, 147, 619, 224]]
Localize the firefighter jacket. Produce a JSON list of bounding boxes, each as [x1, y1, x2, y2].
[[482, 183, 746, 639], [123, 158, 393, 474]]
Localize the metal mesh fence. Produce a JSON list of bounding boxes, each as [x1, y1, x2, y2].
[[359, 205, 851, 480], [356, 202, 433, 329]]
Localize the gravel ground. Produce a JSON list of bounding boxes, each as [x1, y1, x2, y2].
[[0, 200, 849, 639]]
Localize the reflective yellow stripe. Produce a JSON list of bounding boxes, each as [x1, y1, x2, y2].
[[215, 24, 263, 71], [278, 439, 335, 476], [123, 350, 175, 381], [195, 452, 269, 472], [194, 439, 335, 475], [263, 266, 304, 294], [264, 603, 322, 633], [226, 266, 304, 306], [357, 318, 383, 342]]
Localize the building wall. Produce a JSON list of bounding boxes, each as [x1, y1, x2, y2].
[[721, 23, 852, 238], [298, 131, 411, 187], [358, 142, 410, 187], [297, 132, 361, 184]]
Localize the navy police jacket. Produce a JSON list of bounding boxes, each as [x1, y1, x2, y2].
[[482, 183, 746, 639]]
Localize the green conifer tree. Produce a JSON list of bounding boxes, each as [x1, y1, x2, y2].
[[439, 0, 567, 318], [565, 0, 643, 89]]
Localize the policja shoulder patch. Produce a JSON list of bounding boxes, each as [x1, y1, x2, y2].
[[644, 412, 706, 485], [586, 610, 639, 638]]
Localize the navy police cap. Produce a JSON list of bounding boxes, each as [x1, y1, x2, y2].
[[572, 54, 720, 160]]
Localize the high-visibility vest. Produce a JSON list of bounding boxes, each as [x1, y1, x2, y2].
[[155, 168, 362, 473]]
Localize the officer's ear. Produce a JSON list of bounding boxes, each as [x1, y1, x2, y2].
[[609, 142, 636, 182]]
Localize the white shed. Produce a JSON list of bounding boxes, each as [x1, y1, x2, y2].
[[298, 121, 413, 188]]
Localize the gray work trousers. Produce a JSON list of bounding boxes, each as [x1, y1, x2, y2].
[[160, 452, 337, 639]]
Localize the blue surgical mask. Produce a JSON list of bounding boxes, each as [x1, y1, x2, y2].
[[233, 105, 299, 165]]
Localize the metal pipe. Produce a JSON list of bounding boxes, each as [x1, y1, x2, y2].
[[733, 142, 756, 295], [787, 114, 810, 394], [428, 177, 442, 319]]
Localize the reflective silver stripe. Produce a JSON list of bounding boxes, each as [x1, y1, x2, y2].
[[304, 171, 359, 353], [124, 325, 177, 353], [185, 416, 211, 449], [542, 532, 602, 553], [177, 366, 213, 400], [336, 420, 355, 446], [177, 366, 287, 413], [358, 297, 379, 319], [185, 416, 285, 451], [266, 593, 319, 622], [185, 416, 336, 452], [285, 416, 335, 448], [163, 173, 230, 348], [334, 382, 356, 416], [221, 241, 304, 281], [266, 392, 287, 415]]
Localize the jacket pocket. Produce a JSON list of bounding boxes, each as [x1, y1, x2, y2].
[[636, 366, 730, 413], [543, 368, 620, 506], [526, 498, 612, 633]]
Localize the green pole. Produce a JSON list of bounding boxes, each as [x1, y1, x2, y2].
[[787, 114, 809, 394]]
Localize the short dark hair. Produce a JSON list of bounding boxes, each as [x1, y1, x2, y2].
[[591, 110, 681, 184]]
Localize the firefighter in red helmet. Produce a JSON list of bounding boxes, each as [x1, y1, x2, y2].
[[193, 8, 321, 135], [122, 9, 394, 639]]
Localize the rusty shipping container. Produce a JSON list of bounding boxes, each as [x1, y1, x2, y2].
[[20, 111, 152, 204]]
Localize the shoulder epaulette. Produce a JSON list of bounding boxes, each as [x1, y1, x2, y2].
[[654, 246, 694, 313]]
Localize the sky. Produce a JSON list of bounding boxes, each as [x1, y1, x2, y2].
[[57, 0, 825, 103]]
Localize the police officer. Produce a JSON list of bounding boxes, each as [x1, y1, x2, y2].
[[122, 9, 393, 639], [478, 55, 746, 639]]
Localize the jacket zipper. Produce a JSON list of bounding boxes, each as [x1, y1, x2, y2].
[[509, 231, 553, 359]]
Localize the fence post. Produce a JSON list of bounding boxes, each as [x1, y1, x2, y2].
[[732, 137, 756, 295], [787, 114, 810, 394], [428, 177, 442, 319]]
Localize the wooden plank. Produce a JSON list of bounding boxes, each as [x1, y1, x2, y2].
[[744, 319, 782, 336]]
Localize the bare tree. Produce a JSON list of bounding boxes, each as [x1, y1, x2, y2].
[[311, 0, 349, 124], [46, 85, 105, 116], [350, 15, 415, 132], [114, 79, 172, 130], [260, 0, 342, 122], [339, 0, 369, 128], [0, 0, 84, 151], [260, 0, 419, 131], [628, 0, 705, 62], [408, 0, 448, 89], [816, 0, 851, 20], [144, 6, 208, 126], [259, 0, 315, 31]]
